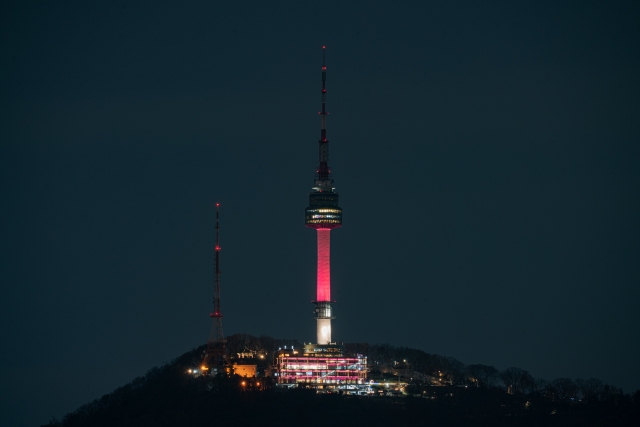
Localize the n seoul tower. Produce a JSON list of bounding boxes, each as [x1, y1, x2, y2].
[[305, 46, 342, 345]]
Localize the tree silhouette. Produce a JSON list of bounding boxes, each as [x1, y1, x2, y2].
[[466, 364, 499, 387], [576, 378, 603, 401], [499, 367, 533, 394], [551, 378, 578, 401]]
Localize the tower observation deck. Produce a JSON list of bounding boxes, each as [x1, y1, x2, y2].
[[305, 46, 342, 345]]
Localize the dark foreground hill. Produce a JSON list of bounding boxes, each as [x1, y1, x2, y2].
[[44, 335, 640, 427]]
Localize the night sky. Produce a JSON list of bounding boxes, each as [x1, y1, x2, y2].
[[2, 1, 639, 425]]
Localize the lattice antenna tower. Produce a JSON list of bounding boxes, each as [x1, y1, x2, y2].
[[203, 203, 228, 369]]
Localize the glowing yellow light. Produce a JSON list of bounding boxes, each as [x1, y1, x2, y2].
[[241, 381, 246, 386]]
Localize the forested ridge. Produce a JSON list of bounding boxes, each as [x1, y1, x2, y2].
[[44, 334, 640, 427]]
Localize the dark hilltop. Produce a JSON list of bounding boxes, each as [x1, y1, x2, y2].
[[44, 334, 639, 427]]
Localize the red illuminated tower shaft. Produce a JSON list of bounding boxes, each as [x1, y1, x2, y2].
[[316, 229, 331, 301], [305, 46, 342, 345]]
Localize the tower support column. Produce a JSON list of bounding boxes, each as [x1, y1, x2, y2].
[[316, 318, 331, 345], [315, 229, 333, 344], [317, 229, 331, 301]]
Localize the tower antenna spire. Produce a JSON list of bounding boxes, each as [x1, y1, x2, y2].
[[203, 202, 228, 372], [318, 45, 330, 181]]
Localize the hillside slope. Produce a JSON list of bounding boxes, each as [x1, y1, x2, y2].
[[44, 334, 639, 427]]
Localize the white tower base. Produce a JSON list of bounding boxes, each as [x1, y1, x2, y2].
[[317, 318, 331, 344]]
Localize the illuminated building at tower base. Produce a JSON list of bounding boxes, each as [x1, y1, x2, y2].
[[277, 344, 367, 387]]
